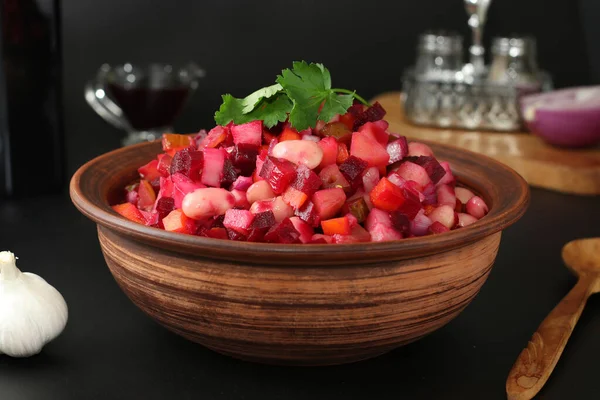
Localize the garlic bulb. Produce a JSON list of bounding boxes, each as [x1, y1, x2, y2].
[[0, 251, 68, 357]]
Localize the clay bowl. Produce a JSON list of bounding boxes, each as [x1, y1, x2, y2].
[[70, 139, 529, 366]]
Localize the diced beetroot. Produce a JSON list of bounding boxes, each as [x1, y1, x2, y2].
[[201, 126, 230, 148], [365, 208, 393, 231], [264, 218, 301, 244], [428, 205, 458, 229], [395, 161, 432, 190], [358, 122, 388, 147], [455, 187, 476, 204], [457, 213, 478, 227], [231, 120, 263, 147], [428, 221, 450, 234], [157, 154, 172, 177], [389, 211, 411, 235], [259, 156, 297, 194], [350, 131, 389, 168], [223, 209, 255, 235], [138, 159, 162, 182], [387, 137, 409, 164], [227, 229, 247, 241], [246, 228, 268, 242], [321, 122, 352, 143], [404, 180, 425, 202], [141, 209, 161, 228], [282, 186, 308, 209], [162, 133, 193, 151], [466, 196, 489, 219], [436, 184, 456, 207], [170, 148, 204, 182], [319, 164, 351, 192], [404, 156, 446, 184], [362, 167, 380, 194], [289, 217, 315, 243], [410, 210, 433, 236], [310, 234, 333, 244], [311, 188, 346, 220], [233, 143, 260, 176], [408, 142, 434, 157], [369, 177, 406, 212], [230, 189, 250, 209], [291, 165, 322, 196], [369, 223, 403, 242], [201, 147, 226, 187], [397, 187, 421, 219], [294, 200, 321, 227], [373, 120, 389, 131], [231, 176, 254, 191], [221, 158, 240, 187], [153, 176, 174, 211], [203, 227, 228, 240], [155, 197, 175, 221], [250, 210, 277, 229], [422, 183, 437, 205], [352, 101, 386, 131], [321, 216, 351, 236], [436, 161, 455, 186], [336, 142, 350, 164], [112, 202, 146, 224], [342, 197, 370, 223], [212, 214, 226, 228], [317, 137, 339, 168], [387, 172, 406, 188], [339, 156, 368, 187], [171, 173, 206, 209], [254, 149, 268, 182]]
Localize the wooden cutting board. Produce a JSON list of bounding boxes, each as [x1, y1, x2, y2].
[[372, 92, 600, 196]]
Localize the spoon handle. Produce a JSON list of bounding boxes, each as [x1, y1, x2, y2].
[[506, 277, 595, 400]]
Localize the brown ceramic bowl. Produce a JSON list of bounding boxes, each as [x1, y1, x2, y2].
[[70, 139, 529, 366]]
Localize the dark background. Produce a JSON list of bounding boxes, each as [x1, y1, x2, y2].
[[61, 0, 599, 176]]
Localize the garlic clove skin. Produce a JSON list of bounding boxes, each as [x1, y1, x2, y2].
[[0, 251, 68, 358]]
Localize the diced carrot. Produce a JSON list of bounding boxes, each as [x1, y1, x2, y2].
[[423, 204, 436, 216], [137, 180, 157, 211], [157, 154, 172, 177], [369, 177, 406, 212], [112, 202, 146, 224], [282, 186, 308, 209], [162, 209, 194, 234], [336, 143, 349, 164], [321, 216, 351, 236], [138, 159, 161, 181], [162, 133, 192, 151], [279, 127, 301, 141]]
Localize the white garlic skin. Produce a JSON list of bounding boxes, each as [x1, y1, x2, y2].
[[0, 251, 68, 357]]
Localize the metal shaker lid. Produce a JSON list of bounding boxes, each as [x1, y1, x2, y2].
[[418, 31, 464, 55], [491, 36, 537, 58]]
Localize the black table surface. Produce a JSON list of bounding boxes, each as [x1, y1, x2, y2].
[[0, 187, 598, 400]]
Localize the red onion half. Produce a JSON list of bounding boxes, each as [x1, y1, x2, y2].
[[521, 86, 600, 148]]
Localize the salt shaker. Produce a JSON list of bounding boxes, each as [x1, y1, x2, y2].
[[488, 37, 541, 90], [414, 31, 464, 79]]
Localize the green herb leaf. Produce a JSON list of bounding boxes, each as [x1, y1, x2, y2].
[[319, 93, 354, 123], [214, 94, 245, 126], [244, 93, 293, 128], [241, 84, 283, 114]]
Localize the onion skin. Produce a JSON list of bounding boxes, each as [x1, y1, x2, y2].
[[521, 86, 600, 148]]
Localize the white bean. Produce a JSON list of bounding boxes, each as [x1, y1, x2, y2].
[[246, 180, 275, 204], [182, 188, 235, 220], [271, 140, 323, 169]]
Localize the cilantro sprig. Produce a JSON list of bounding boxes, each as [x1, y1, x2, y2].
[[214, 61, 370, 131]]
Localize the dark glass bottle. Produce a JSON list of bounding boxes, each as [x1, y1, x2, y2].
[[0, 0, 64, 197]]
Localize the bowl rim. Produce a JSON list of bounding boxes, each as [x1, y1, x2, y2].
[[70, 138, 530, 265]]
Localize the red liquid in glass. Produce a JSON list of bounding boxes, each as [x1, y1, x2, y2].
[[108, 83, 190, 131]]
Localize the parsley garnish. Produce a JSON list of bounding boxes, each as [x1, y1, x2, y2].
[[214, 61, 369, 131]]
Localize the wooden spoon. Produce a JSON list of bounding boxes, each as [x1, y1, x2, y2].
[[506, 238, 600, 400]]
